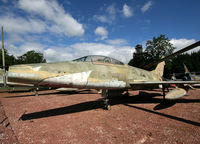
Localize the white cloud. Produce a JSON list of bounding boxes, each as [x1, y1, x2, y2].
[[94, 3, 135, 23], [123, 4, 133, 18], [94, 26, 108, 40], [106, 39, 128, 45], [2, 0, 8, 3], [6, 41, 134, 64], [44, 47, 73, 62], [44, 42, 134, 63], [19, 43, 44, 53], [0, 1, 135, 64], [0, 15, 46, 34], [93, 4, 117, 24], [141, 1, 153, 13], [6, 42, 73, 62], [106, 4, 116, 15], [71, 43, 114, 57], [69, 43, 134, 63], [170, 38, 200, 53], [18, 0, 84, 37], [7, 42, 45, 57], [4, 34, 25, 44], [40, 39, 199, 63], [93, 15, 111, 24]]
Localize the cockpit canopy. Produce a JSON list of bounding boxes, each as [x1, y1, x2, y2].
[[73, 55, 124, 65]]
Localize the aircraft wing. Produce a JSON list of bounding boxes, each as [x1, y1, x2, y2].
[[129, 80, 200, 99], [129, 80, 200, 90], [130, 80, 200, 85]]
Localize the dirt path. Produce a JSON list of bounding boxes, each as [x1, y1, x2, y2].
[[0, 89, 199, 144], [0, 100, 18, 144]]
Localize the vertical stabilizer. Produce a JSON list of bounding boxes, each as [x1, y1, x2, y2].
[[152, 61, 165, 78], [183, 63, 189, 73]]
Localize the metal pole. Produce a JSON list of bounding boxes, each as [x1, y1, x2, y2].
[[1, 26, 6, 86]]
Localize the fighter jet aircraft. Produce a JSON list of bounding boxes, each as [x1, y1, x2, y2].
[[4, 41, 200, 110]]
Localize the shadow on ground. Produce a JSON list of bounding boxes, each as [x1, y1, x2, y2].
[[19, 91, 200, 127], [5, 89, 96, 98]]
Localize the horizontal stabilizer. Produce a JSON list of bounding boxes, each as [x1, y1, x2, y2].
[[165, 88, 186, 100]]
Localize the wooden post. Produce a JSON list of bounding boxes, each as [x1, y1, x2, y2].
[[1, 26, 6, 86]]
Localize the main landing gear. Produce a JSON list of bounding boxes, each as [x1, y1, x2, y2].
[[101, 89, 111, 110], [161, 84, 169, 100], [162, 85, 166, 100], [33, 85, 39, 96], [101, 89, 128, 110]]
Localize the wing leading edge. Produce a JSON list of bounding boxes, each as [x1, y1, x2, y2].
[[129, 80, 200, 85], [129, 80, 200, 90]]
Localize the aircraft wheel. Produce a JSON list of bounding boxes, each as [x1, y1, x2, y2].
[[105, 104, 111, 110]]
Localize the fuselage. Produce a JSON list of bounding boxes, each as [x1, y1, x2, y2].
[[8, 61, 159, 89]]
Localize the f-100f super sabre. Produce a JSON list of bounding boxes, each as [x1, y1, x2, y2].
[[2, 41, 200, 109]]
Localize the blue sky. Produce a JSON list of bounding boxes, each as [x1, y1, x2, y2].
[[0, 0, 199, 63]]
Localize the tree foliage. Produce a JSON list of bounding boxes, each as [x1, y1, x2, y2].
[[129, 34, 175, 70], [17, 50, 46, 64], [128, 54, 147, 69], [128, 45, 147, 68], [0, 49, 46, 69], [128, 34, 200, 78], [145, 34, 175, 63], [170, 51, 200, 73], [0, 49, 17, 69]]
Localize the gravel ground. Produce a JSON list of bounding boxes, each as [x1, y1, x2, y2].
[[0, 88, 199, 144], [0, 100, 18, 144]]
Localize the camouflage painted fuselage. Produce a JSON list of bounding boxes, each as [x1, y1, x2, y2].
[[8, 61, 160, 90]]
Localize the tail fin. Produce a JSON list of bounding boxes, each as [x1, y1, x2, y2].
[[152, 61, 165, 78], [183, 63, 189, 73]]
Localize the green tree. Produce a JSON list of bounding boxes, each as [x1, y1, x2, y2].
[[17, 50, 46, 64], [128, 35, 175, 72], [0, 48, 17, 69], [145, 34, 175, 64], [128, 45, 148, 68], [169, 50, 200, 74]]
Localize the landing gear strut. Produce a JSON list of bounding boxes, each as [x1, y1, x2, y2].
[[33, 86, 39, 96], [162, 85, 166, 100], [101, 89, 111, 110]]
